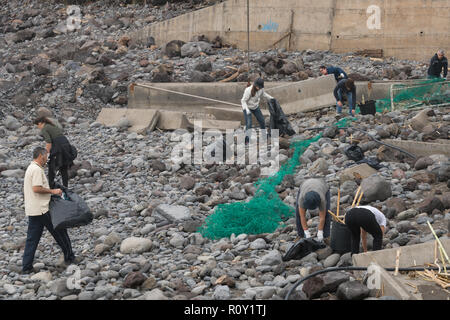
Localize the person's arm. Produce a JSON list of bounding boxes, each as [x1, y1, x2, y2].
[[361, 228, 368, 252], [333, 83, 342, 103], [298, 207, 310, 237], [263, 89, 274, 101], [443, 60, 448, 78], [241, 88, 251, 114], [32, 186, 62, 196], [45, 143, 52, 154]]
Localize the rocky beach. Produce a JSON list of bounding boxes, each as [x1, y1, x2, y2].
[[0, 0, 449, 300]]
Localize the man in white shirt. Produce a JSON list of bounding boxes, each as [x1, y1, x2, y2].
[[344, 205, 386, 254], [22, 147, 75, 274], [241, 78, 274, 144]]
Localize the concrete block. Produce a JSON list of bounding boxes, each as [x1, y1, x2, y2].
[[204, 106, 270, 125], [157, 111, 191, 130], [96, 108, 160, 133], [352, 238, 450, 269], [383, 140, 450, 158]]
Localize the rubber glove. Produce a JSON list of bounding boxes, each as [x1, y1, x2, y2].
[[304, 230, 311, 239], [317, 230, 324, 241]]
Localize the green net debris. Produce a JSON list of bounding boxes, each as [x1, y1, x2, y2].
[[198, 118, 354, 240], [373, 78, 450, 113]]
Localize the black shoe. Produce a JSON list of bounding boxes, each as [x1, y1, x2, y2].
[[21, 268, 34, 275], [65, 256, 81, 265]]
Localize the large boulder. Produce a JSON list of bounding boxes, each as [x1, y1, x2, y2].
[[165, 40, 185, 58], [120, 237, 152, 254], [336, 281, 370, 300], [181, 41, 214, 58], [360, 175, 392, 203], [302, 272, 350, 299]]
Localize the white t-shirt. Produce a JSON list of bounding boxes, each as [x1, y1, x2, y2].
[[24, 161, 51, 216], [241, 85, 274, 112], [356, 205, 387, 227]]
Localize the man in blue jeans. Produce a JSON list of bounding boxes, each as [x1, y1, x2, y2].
[[295, 178, 331, 242], [241, 78, 274, 144], [333, 78, 356, 116], [22, 147, 75, 274]]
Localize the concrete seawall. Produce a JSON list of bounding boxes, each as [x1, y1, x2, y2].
[[128, 0, 450, 62]]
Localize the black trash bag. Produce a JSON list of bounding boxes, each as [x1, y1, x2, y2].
[[356, 157, 382, 170], [344, 145, 364, 162], [49, 188, 93, 230], [359, 100, 376, 115], [282, 238, 326, 262], [268, 98, 296, 137]]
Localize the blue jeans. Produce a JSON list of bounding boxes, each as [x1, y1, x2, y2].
[[22, 212, 74, 271], [243, 107, 266, 143], [295, 189, 331, 238], [336, 89, 355, 114]]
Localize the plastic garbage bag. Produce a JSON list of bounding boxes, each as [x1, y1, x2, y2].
[[344, 145, 364, 162], [268, 98, 296, 136], [282, 238, 326, 262], [49, 188, 93, 230]]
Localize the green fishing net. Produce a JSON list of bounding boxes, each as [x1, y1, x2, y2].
[[373, 78, 450, 113], [198, 118, 354, 240]]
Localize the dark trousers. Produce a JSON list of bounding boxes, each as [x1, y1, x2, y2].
[[344, 208, 383, 254], [295, 189, 331, 238], [243, 107, 266, 143], [22, 212, 74, 271], [48, 158, 68, 189]]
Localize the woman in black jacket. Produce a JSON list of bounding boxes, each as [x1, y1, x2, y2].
[[33, 117, 76, 188]]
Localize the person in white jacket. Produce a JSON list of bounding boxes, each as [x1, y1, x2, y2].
[[241, 78, 274, 144]]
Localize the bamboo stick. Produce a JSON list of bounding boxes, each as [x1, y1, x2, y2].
[[426, 221, 450, 264], [394, 249, 401, 276], [352, 186, 361, 208], [328, 210, 345, 224], [337, 187, 341, 217], [356, 191, 364, 207]]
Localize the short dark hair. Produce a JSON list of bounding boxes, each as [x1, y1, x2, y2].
[[345, 79, 355, 90], [33, 147, 47, 159], [303, 191, 321, 210], [33, 116, 54, 126], [319, 66, 327, 70]]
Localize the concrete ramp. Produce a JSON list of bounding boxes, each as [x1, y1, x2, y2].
[[269, 75, 336, 114], [383, 139, 450, 158], [157, 111, 241, 131], [96, 108, 160, 133], [128, 76, 336, 117], [353, 239, 450, 269], [204, 106, 270, 125]]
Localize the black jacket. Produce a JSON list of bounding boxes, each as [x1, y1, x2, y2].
[[427, 54, 448, 78], [333, 79, 356, 108], [50, 135, 76, 170]]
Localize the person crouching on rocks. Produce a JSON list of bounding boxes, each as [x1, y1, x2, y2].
[[295, 178, 332, 242], [241, 78, 274, 145], [22, 147, 75, 274], [344, 205, 386, 255], [33, 116, 76, 188]]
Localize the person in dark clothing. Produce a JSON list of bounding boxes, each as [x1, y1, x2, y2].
[[344, 206, 386, 255], [34, 117, 75, 188], [320, 66, 348, 82], [427, 50, 448, 80], [334, 78, 356, 116]]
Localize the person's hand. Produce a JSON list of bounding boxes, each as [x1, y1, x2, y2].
[[304, 230, 311, 239], [337, 101, 343, 107], [317, 230, 324, 241], [51, 189, 63, 197], [339, 73, 345, 79], [245, 108, 251, 115]]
